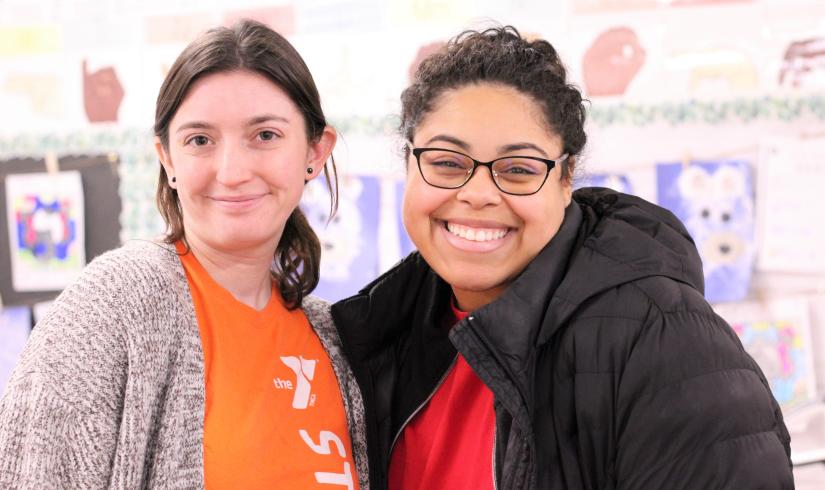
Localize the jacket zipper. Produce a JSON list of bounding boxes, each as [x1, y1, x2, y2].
[[388, 354, 458, 455]]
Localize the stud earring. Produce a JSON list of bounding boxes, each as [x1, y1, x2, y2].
[[306, 168, 314, 175], [171, 176, 176, 183]]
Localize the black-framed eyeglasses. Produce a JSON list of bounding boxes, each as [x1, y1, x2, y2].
[[408, 145, 568, 196]]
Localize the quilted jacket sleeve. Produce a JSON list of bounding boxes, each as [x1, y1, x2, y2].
[[613, 295, 794, 489]]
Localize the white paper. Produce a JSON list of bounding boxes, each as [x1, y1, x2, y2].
[[32, 300, 54, 325], [0, 306, 31, 395], [5, 171, 85, 291], [714, 296, 817, 410], [757, 138, 825, 273]]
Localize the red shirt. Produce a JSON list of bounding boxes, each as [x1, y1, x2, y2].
[[388, 303, 496, 490]]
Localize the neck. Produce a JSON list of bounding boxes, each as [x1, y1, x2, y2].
[[451, 285, 505, 312], [186, 235, 275, 311]]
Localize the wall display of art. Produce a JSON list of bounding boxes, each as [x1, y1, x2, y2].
[[395, 179, 416, 259], [665, 48, 759, 97], [574, 172, 634, 194], [0, 154, 122, 306], [82, 60, 125, 124], [32, 300, 54, 325], [302, 174, 381, 302], [0, 306, 31, 395], [582, 27, 646, 97], [573, 0, 752, 13], [757, 137, 825, 273], [5, 171, 85, 292], [779, 37, 825, 90], [714, 296, 816, 410], [656, 160, 755, 302]]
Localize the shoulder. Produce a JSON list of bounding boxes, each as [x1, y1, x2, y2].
[[66, 240, 188, 309], [84, 239, 183, 285], [302, 295, 335, 342], [555, 274, 744, 381]]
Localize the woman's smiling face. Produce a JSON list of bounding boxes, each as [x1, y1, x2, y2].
[[402, 82, 572, 311], [156, 69, 331, 254]]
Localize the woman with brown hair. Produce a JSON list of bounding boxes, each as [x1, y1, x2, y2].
[[0, 20, 367, 489]]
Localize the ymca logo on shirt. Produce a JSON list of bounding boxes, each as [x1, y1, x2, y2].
[[275, 356, 317, 409]]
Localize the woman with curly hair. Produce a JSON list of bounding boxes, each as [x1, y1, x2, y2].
[[332, 26, 792, 489]]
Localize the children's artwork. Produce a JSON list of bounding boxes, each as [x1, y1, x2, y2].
[[757, 139, 825, 273], [82, 60, 124, 123], [575, 173, 633, 194], [714, 297, 816, 410], [5, 171, 86, 292], [656, 161, 754, 302], [582, 27, 646, 97], [0, 306, 31, 395], [395, 179, 416, 258], [778, 37, 825, 89], [408, 41, 445, 82], [671, 49, 759, 95], [302, 175, 380, 302], [3, 74, 62, 116], [223, 6, 296, 35], [572, 0, 658, 12], [32, 300, 54, 325]]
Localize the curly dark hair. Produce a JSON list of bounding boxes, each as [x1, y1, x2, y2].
[[400, 26, 587, 180]]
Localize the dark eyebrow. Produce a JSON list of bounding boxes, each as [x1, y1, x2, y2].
[[175, 114, 290, 134], [423, 135, 550, 158], [424, 134, 471, 150], [175, 121, 214, 134], [247, 114, 290, 126], [498, 143, 548, 158]]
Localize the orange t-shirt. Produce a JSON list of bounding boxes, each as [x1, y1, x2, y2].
[[177, 243, 359, 489]]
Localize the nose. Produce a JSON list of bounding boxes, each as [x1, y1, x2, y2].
[[215, 142, 252, 186], [455, 165, 502, 208]]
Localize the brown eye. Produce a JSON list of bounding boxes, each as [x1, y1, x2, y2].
[[188, 135, 209, 146]]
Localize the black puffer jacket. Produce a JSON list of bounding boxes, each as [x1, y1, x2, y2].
[[332, 188, 793, 489]]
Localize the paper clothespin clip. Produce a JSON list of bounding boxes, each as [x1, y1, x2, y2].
[[44, 151, 60, 175], [801, 130, 825, 141], [107, 152, 119, 173], [682, 152, 693, 168]]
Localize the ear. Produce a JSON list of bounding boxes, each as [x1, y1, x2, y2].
[[154, 136, 176, 188], [712, 165, 745, 198], [305, 126, 337, 182], [563, 157, 575, 206], [677, 165, 711, 199]]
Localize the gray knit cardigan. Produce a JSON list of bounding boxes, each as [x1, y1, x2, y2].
[[0, 240, 369, 489]]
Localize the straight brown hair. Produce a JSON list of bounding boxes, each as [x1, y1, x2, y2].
[[154, 19, 338, 309]]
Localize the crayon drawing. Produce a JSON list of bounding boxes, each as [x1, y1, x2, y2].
[[302, 174, 380, 302], [656, 161, 754, 302], [0, 306, 31, 395], [5, 171, 85, 291]]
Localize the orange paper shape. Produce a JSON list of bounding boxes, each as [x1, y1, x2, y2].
[[408, 41, 445, 82], [582, 27, 646, 97], [82, 60, 124, 123], [223, 6, 296, 35]]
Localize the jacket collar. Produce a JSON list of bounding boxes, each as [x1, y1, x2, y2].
[[333, 188, 704, 403]]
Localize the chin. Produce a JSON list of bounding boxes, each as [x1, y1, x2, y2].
[[440, 270, 507, 294], [214, 230, 275, 251]]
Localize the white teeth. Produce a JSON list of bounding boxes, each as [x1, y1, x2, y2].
[[446, 222, 508, 242]]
